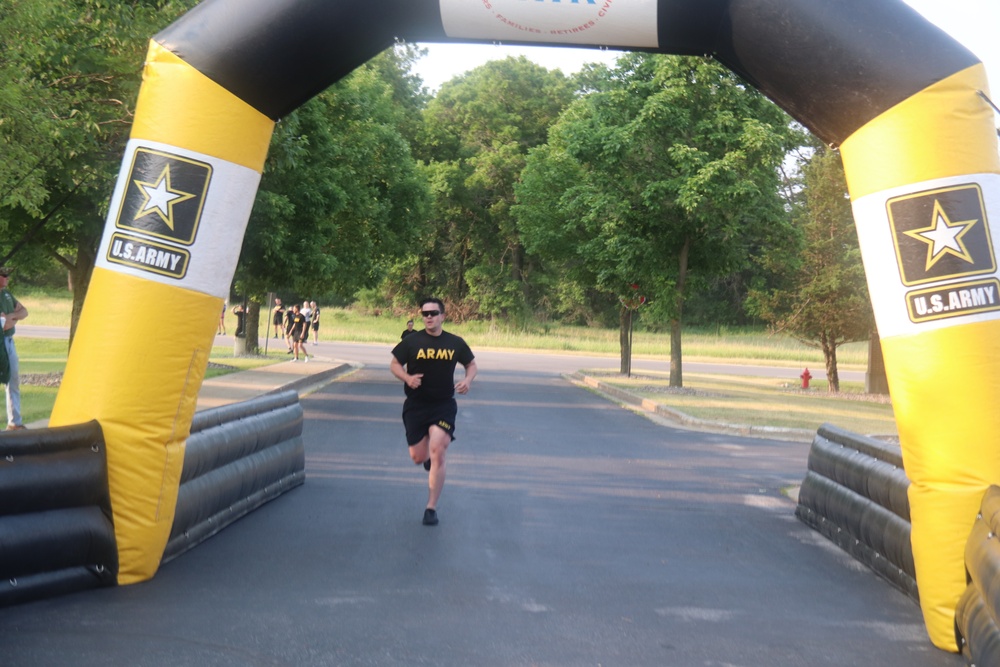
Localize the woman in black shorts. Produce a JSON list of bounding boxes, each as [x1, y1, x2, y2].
[[272, 298, 285, 338], [310, 301, 320, 345]]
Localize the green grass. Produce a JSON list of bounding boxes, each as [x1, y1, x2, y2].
[[15, 287, 75, 327], [11, 291, 885, 434], [17, 292, 867, 368], [13, 337, 76, 425], [309, 307, 868, 368], [13, 338, 68, 374], [12, 337, 290, 425], [584, 369, 896, 437]]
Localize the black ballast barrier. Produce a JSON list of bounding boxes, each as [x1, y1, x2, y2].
[[957, 486, 1000, 664], [795, 424, 916, 601], [0, 422, 117, 606], [163, 390, 305, 563]]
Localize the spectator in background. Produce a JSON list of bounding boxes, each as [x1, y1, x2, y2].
[[401, 319, 415, 340], [287, 304, 309, 362], [283, 304, 295, 353], [0, 267, 29, 430], [300, 301, 312, 350], [232, 303, 246, 338], [272, 298, 285, 339], [310, 301, 320, 345]]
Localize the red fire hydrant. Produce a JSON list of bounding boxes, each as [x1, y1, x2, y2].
[[800, 368, 812, 389]]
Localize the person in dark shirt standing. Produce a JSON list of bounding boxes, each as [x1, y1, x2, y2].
[[300, 301, 312, 346], [283, 304, 295, 353], [287, 304, 309, 362], [0, 267, 28, 430], [400, 319, 415, 340], [390, 298, 477, 526], [310, 301, 320, 345], [272, 298, 285, 339]]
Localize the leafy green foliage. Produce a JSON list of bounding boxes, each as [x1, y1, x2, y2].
[[0, 0, 199, 342], [747, 144, 873, 391], [515, 54, 796, 383], [235, 51, 430, 308], [408, 57, 575, 319]]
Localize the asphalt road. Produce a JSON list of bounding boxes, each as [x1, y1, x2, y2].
[[0, 363, 958, 666]]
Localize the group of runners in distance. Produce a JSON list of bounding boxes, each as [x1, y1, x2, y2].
[[271, 298, 320, 362]]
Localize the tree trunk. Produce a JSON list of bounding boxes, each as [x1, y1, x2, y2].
[[669, 319, 683, 387], [513, 242, 529, 308], [245, 301, 261, 354], [512, 241, 524, 283], [66, 236, 98, 351], [619, 307, 630, 374], [822, 332, 840, 392], [866, 331, 889, 395], [669, 237, 691, 388]]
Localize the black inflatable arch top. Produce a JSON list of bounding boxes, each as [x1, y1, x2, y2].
[[156, 0, 978, 146]]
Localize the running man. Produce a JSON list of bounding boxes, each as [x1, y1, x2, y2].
[[390, 297, 477, 526]]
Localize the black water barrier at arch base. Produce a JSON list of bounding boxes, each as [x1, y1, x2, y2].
[[0, 422, 118, 606], [797, 423, 1000, 663], [163, 390, 305, 563], [0, 390, 305, 607]]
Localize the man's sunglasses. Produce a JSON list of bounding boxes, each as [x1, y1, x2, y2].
[[421, 310, 441, 317]]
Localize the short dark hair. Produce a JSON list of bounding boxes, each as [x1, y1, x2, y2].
[[419, 297, 445, 314]]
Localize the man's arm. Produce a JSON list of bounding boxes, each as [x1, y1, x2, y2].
[[390, 356, 422, 390], [455, 359, 477, 395], [3, 301, 27, 331]]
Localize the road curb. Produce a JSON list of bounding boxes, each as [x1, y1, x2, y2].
[[567, 372, 816, 442], [262, 362, 357, 399]]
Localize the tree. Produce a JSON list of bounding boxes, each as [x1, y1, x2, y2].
[[231, 51, 430, 352], [747, 144, 873, 391], [516, 54, 794, 385], [0, 0, 199, 344], [410, 57, 575, 320]]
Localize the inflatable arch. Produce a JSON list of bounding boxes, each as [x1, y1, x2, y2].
[[49, 0, 999, 651]]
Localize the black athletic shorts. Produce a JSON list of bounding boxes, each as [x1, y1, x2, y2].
[[402, 398, 457, 445]]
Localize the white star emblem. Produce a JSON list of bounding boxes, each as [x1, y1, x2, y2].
[[903, 199, 977, 271], [133, 165, 195, 230]]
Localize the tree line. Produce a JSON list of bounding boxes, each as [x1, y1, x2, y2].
[[0, 1, 873, 389]]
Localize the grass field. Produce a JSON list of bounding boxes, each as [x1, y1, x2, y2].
[[12, 335, 293, 425], [274, 306, 869, 368], [10, 289, 890, 434], [17, 288, 870, 366], [583, 369, 896, 436]]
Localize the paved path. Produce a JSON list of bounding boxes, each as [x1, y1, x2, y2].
[[0, 362, 960, 666]]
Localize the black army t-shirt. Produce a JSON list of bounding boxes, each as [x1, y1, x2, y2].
[[391, 329, 474, 402]]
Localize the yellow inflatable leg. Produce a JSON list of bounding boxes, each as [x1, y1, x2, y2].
[[50, 41, 273, 583], [842, 64, 1000, 650]]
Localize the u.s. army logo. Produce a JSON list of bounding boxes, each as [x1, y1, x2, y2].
[[887, 184, 996, 286], [106, 232, 190, 279], [115, 148, 211, 246]]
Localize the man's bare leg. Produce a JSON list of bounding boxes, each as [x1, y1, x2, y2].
[[425, 425, 451, 510], [409, 437, 429, 466]]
